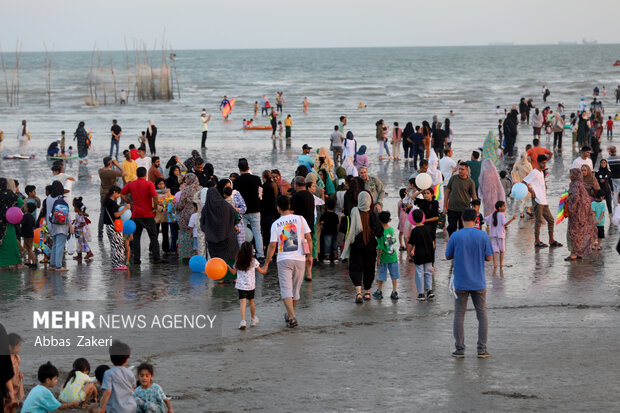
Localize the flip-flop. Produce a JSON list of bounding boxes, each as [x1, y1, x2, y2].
[[535, 242, 548, 248], [304, 277, 312, 282], [355, 293, 363, 304], [550, 241, 563, 247], [363, 292, 371, 301], [287, 317, 298, 328]]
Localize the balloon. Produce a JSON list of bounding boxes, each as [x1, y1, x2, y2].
[[120, 209, 132, 222], [33, 228, 42, 245], [407, 209, 426, 226], [245, 227, 253, 242], [122, 220, 136, 235], [174, 190, 182, 204], [6, 207, 23, 224], [189, 255, 207, 273], [205, 257, 228, 280], [114, 219, 123, 232], [415, 173, 433, 190], [511, 182, 528, 201]]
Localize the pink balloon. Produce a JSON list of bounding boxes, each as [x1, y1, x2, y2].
[[6, 206, 23, 224], [174, 190, 182, 204], [407, 209, 426, 227]]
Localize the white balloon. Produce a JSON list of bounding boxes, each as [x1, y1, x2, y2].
[[415, 173, 433, 190]]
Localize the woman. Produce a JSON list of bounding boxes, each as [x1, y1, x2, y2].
[[47, 181, 74, 272], [74, 121, 89, 162], [581, 165, 600, 198], [313, 147, 334, 179], [0, 323, 15, 411], [531, 108, 543, 139], [421, 120, 432, 159], [166, 165, 182, 191], [0, 179, 24, 268], [565, 168, 597, 261], [200, 186, 239, 281], [17, 120, 29, 156], [354, 145, 369, 169], [166, 155, 187, 174], [444, 118, 454, 148], [103, 186, 130, 270], [511, 153, 533, 217], [318, 169, 335, 198], [341, 192, 383, 303], [595, 159, 613, 213], [482, 130, 501, 168], [402, 122, 414, 161], [176, 173, 202, 260], [220, 179, 247, 246], [146, 120, 157, 156], [343, 176, 362, 217], [478, 159, 506, 217], [576, 112, 590, 148], [260, 171, 279, 256], [392, 122, 402, 160], [341, 131, 358, 177]]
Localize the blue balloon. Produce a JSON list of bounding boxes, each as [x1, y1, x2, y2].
[[189, 255, 207, 273], [120, 209, 132, 222], [122, 220, 137, 235], [511, 182, 528, 201]]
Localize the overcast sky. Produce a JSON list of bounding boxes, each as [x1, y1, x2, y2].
[[2, 0, 619, 52]]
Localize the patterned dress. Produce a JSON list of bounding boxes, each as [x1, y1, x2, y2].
[[73, 213, 91, 253], [133, 383, 168, 413], [225, 190, 247, 245]]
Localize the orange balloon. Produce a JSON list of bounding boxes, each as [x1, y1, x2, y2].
[[114, 219, 123, 232], [33, 228, 42, 245], [205, 257, 228, 280]]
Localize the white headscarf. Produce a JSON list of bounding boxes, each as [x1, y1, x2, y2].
[[341, 192, 371, 259], [427, 149, 443, 185]]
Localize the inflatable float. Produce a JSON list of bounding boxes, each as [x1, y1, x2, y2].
[[614, 61, 620, 66], [243, 125, 273, 130], [3, 154, 35, 160], [47, 154, 79, 161], [222, 99, 235, 118]]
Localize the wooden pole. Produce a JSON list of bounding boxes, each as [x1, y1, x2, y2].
[[0, 43, 9, 104], [170, 44, 180, 99]]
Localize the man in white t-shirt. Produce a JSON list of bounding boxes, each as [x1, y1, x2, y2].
[[523, 155, 562, 249], [135, 147, 152, 171], [571, 146, 593, 170], [439, 148, 457, 180], [264, 196, 312, 328]]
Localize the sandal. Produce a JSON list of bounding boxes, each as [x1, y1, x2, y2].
[[564, 256, 577, 261], [284, 313, 290, 323], [304, 276, 312, 282], [535, 242, 548, 248], [355, 293, 363, 304], [287, 317, 298, 328], [363, 292, 371, 301], [549, 241, 563, 247]]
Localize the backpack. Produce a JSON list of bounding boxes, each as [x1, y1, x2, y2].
[[50, 197, 69, 225]]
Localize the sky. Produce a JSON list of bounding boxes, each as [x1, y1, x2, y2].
[[2, 0, 619, 52]]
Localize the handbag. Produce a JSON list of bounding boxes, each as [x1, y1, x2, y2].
[[66, 234, 77, 254]]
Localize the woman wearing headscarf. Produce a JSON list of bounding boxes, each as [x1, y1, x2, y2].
[[478, 159, 506, 217], [421, 121, 432, 159], [0, 323, 15, 411], [313, 147, 334, 180], [220, 179, 247, 246], [482, 130, 501, 168], [581, 165, 600, 198], [341, 192, 383, 303], [166, 165, 182, 191], [511, 153, 533, 217], [318, 169, 335, 198], [176, 173, 202, 260], [146, 120, 158, 156], [576, 112, 590, 148], [353, 145, 369, 169], [0, 178, 24, 268], [17, 120, 30, 156], [260, 171, 279, 256], [595, 159, 613, 213], [565, 168, 597, 261], [402, 122, 414, 161], [427, 150, 443, 186], [47, 180, 74, 272], [74, 121, 89, 162], [200, 186, 239, 281]]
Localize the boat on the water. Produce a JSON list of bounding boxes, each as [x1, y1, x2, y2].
[[243, 125, 272, 130]]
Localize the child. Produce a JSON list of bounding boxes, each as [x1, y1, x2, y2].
[[499, 170, 512, 198], [67, 146, 73, 156], [319, 199, 339, 263], [408, 209, 435, 301], [498, 119, 504, 142], [72, 197, 93, 261], [471, 199, 484, 229], [396, 188, 409, 250], [277, 120, 283, 139], [188, 202, 200, 255], [24, 185, 41, 216], [86, 365, 110, 413], [592, 190, 606, 250], [484, 201, 516, 267], [253, 101, 259, 118], [59, 358, 97, 407], [21, 362, 81, 412], [4, 333, 23, 413], [606, 116, 614, 140], [227, 242, 267, 329], [21, 203, 37, 268], [133, 363, 174, 413], [373, 211, 400, 300], [98, 340, 137, 413], [129, 144, 139, 160], [413, 188, 440, 236]]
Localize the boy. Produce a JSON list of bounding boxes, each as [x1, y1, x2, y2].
[[319, 199, 339, 263], [87, 365, 110, 413], [471, 199, 484, 229], [277, 120, 283, 139], [408, 209, 435, 301], [24, 185, 41, 216], [22, 203, 37, 268], [499, 170, 512, 198], [373, 211, 400, 300], [497, 119, 504, 142], [606, 116, 614, 140], [21, 362, 81, 412], [188, 202, 200, 255], [128, 144, 139, 160], [98, 340, 137, 413], [592, 190, 606, 249]]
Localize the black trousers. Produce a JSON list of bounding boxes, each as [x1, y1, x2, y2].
[[348, 246, 377, 290], [447, 210, 464, 235], [553, 131, 563, 148], [132, 217, 160, 262], [147, 136, 156, 155], [156, 222, 169, 252], [201, 131, 208, 148], [504, 134, 516, 156]]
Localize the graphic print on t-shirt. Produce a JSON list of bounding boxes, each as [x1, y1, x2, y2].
[[385, 232, 397, 255], [279, 223, 299, 252]]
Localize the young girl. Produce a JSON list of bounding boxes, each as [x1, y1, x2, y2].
[[4, 333, 24, 413], [485, 201, 516, 267], [72, 197, 93, 261], [188, 202, 200, 256], [133, 363, 174, 413], [397, 188, 408, 250], [277, 120, 283, 139], [59, 358, 97, 408], [227, 242, 267, 329]]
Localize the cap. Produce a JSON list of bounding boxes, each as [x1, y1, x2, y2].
[[302, 144, 312, 150]]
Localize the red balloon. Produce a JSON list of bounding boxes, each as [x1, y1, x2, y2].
[[205, 258, 228, 280], [114, 219, 123, 232], [33, 228, 42, 245]]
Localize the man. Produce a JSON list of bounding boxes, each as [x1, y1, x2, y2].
[[607, 146, 620, 206], [358, 166, 385, 212], [338, 115, 347, 137], [431, 122, 446, 157], [263, 196, 312, 328], [121, 167, 165, 264], [578, 97, 587, 114], [616, 86, 620, 104], [192, 158, 211, 187], [571, 146, 594, 170], [552, 110, 565, 149], [148, 156, 163, 182], [446, 208, 494, 358], [110, 119, 122, 159], [233, 158, 264, 259], [290, 176, 316, 281], [526, 139, 552, 169], [119, 89, 127, 104], [98, 156, 125, 236], [135, 147, 152, 171], [298, 144, 314, 172], [330, 125, 344, 165], [410, 125, 425, 170], [121, 150, 137, 184], [543, 86, 550, 103], [439, 148, 457, 180], [519, 97, 528, 123], [200, 112, 212, 149], [444, 162, 477, 236], [523, 155, 562, 249], [260, 95, 268, 116], [466, 151, 482, 192]]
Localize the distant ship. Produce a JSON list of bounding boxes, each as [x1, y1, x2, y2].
[[582, 38, 598, 45]]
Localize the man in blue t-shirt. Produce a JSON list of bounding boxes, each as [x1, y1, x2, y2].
[[445, 208, 493, 359]]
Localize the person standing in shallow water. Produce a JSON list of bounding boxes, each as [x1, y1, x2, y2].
[[200, 112, 211, 149], [74, 121, 89, 163]]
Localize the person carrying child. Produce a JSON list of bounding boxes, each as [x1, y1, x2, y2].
[[484, 201, 516, 267], [408, 209, 436, 301], [133, 363, 174, 413], [59, 358, 97, 408], [373, 211, 400, 300], [227, 241, 267, 329], [21, 362, 81, 412]]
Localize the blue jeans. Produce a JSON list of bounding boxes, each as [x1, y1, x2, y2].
[[453, 289, 488, 352], [378, 140, 391, 157], [323, 234, 338, 256], [412, 147, 425, 169], [109, 139, 119, 158], [377, 261, 400, 281], [51, 233, 67, 269], [414, 262, 433, 293], [243, 212, 264, 258]]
